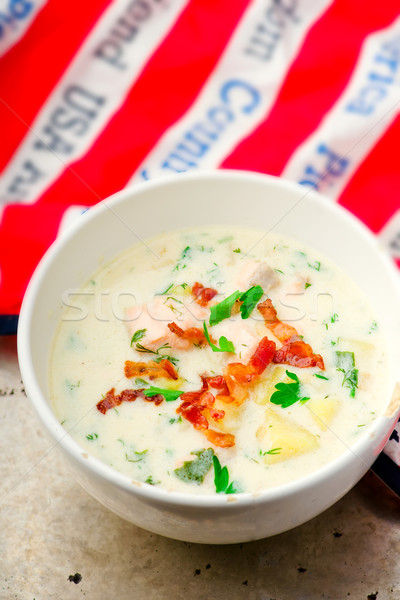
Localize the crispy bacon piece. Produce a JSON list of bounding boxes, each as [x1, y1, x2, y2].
[[223, 337, 277, 404], [204, 429, 235, 448], [96, 387, 164, 414], [167, 322, 208, 346], [176, 383, 234, 447], [257, 299, 298, 343], [258, 299, 325, 369], [204, 375, 235, 402], [124, 359, 178, 380], [274, 340, 325, 370], [192, 281, 218, 306]]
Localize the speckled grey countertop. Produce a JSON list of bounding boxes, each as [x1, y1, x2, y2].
[[1, 335, 399, 600]]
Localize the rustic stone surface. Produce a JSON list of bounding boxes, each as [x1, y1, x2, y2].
[[1, 336, 399, 600]]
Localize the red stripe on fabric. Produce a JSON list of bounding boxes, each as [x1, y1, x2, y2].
[[0, 0, 250, 314], [44, 0, 250, 203], [338, 115, 400, 233], [0, 0, 112, 173], [220, 0, 400, 176], [0, 202, 64, 313]]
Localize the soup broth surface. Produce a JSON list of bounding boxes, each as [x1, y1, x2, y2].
[[50, 226, 388, 495]]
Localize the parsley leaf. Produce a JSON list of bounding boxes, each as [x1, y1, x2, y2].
[[203, 322, 235, 353], [125, 449, 148, 463], [174, 449, 214, 484], [213, 455, 241, 494], [239, 285, 264, 319], [314, 373, 329, 380], [209, 285, 264, 326], [144, 387, 184, 402], [130, 329, 147, 346], [209, 290, 242, 326], [270, 370, 310, 408], [335, 351, 358, 398]]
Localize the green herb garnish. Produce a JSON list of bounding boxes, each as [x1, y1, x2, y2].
[[213, 455, 241, 494], [125, 449, 148, 463], [145, 476, 160, 485], [135, 341, 179, 365], [208, 285, 264, 326], [304, 282, 312, 289], [335, 351, 358, 398], [308, 260, 321, 271], [203, 322, 235, 353], [270, 371, 310, 408], [233, 248, 241, 253], [86, 433, 98, 441], [174, 449, 214, 484], [209, 290, 242, 326], [260, 447, 282, 456], [144, 387, 184, 402], [239, 285, 263, 320], [130, 329, 147, 346], [158, 283, 173, 295], [174, 246, 192, 271], [314, 373, 329, 380]]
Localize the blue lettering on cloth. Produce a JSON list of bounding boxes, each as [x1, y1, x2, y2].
[[141, 78, 261, 178], [346, 35, 400, 116], [298, 143, 349, 190], [0, 0, 34, 39]]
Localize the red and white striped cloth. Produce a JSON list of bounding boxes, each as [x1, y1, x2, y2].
[[1, 0, 399, 479]]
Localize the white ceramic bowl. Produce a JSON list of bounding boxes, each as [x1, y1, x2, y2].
[[17, 171, 400, 544]]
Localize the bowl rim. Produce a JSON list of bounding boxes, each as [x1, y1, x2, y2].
[[17, 169, 400, 509]]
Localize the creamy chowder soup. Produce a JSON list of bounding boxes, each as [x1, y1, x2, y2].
[[50, 226, 388, 495]]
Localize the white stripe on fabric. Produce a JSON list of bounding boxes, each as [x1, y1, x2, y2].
[[282, 16, 400, 198], [128, 0, 333, 183], [0, 0, 189, 207], [0, 0, 47, 58]]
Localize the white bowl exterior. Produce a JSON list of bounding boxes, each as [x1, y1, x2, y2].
[[18, 171, 400, 544]]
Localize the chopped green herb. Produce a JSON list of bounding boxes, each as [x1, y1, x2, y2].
[[335, 351, 358, 398], [213, 455, 241, 494], [65, 379, 80, 392], [274, 268, 284, 274], [158, 283, 173, 295], [314, 373, 329, 380], [308, 260, 321, 271], [304, 282, 312, 289], [270, 371, 310, 408], [260, 447, 282, 456], [203, 322, 235, 353], [125, 449, 148, 463], [169, 416, 183, 425], [86, 433, 98, 441], [153, 353, 179, 366], [208, 285, 264, 326], [144, 387, 184, 402], [209, 290, 242, 326], [145, 476, 160, 485], [239, 285, 264, 319], [330, 313, 339, 323], [233, 248, 241, 253], [174, 448, 214, 484], [135, 341, 179, 365], [173, 246, 192, 271], [130, 329, 147, 346], [369, 320, 377, 334]]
